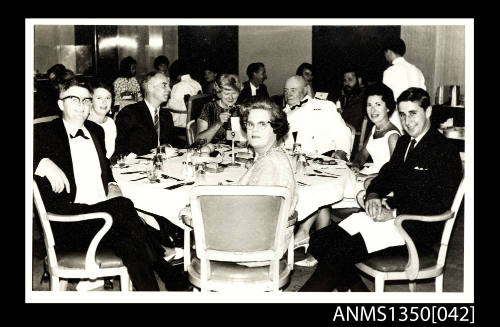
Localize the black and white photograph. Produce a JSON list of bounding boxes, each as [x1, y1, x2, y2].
[[26, 18, 473, 308]]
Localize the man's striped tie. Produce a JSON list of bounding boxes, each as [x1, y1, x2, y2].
[[154, 107, 160, 146]]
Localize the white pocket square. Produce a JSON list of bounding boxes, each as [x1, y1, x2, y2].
[[413, 166, 428, 171]]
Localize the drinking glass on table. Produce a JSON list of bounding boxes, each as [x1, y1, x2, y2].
[[117, 154, 127, 168], [146, 164, 159, 183]]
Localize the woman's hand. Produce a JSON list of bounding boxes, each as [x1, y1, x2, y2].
[[218, 111, 231, 124]]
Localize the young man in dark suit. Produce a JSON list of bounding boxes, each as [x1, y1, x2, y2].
[[34, 78, 191, 291], [114, 72, 182, 157], [299, 87, 462, 292], [237, 62, 269, 104]]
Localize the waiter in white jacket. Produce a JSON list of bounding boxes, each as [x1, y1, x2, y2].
[[283, 75, 352, 161]]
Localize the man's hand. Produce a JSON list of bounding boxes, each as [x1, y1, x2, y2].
[[107, 183, 123, 199], [35, 158, 70, 194], [365, 197, 382, 218], [373, 207, 394, 222], [333, 150, 348, 162]]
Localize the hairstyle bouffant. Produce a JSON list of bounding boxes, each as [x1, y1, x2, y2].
[[365, 83, 397, 116], [239, 96, 289, 141]]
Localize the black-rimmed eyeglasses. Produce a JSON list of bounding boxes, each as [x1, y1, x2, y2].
[[60, 95, 93, 107]]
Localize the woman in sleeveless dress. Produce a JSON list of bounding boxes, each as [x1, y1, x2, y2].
[[351, 83, 400, 175]]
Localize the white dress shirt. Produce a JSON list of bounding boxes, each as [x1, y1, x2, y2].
[[166, 74, 203, 127], [63, 120, 107, 204], [145, 99, 161, 146], [283, 95, 353, 157], [383, 57, 426, 133], [249, 82, 258, 96], [94, 117, 117, 159]]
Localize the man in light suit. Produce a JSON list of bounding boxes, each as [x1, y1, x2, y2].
[[34, 78, 191, 291], [115, 72, 182, 158], [282, 75, 352, 161], [300, 87, 462, 292]]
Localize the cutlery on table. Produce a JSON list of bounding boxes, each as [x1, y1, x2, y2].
[[305, 173, 338, 178], [130, 176, 148, 181], [313, 169, 339, 176], [297, 181, 310, 186], [121, 171, 145, 175], [161, 174, 183, 181], [165, 181, 195, 190]]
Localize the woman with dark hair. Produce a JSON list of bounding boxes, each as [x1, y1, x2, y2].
[[202, 63, 218, 95], [237, 97, 298, 217], [196, 74, 241, 143], [153, 55, 170, 76], [350, 83, 400, 175], [296, 62, 314, 98], [88, 80, 117, 158], [113, 56, 143, 109]]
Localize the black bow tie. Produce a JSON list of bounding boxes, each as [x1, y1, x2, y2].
[[290, 98, 308, 111], [70, 129, 89, 139]]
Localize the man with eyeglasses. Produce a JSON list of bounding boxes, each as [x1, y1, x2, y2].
[[283, 75, 352, 161], [34, 78, 192, 291], [115, 72, 181, 158]]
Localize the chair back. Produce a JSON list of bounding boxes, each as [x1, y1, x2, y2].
[[189, 185, 291, 263], [358, 117, 369, 150], [33, 180, 58, 272], [437, 177, 465, 265], [186, 94, 213, 124], [34, 115, 59, 124], [186, 119, 197, 146], [345, 123, 356, 156]]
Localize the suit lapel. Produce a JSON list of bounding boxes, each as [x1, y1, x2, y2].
[[140, 100, 158, 139], [54, 119, 77, 196], [85, 121, 110, 193]]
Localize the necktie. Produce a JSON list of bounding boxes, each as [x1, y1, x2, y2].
[[154, 107, 160, 146], [406, 139, 416, 161], [290, 98, 309, 111], [70, 129, 89, 140]]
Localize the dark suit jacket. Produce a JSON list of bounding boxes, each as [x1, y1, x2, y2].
[[114, 100, 181, 156], [366, 128, 462, 245], [237, 81, 269, 104], [34, 118, 114, 213]]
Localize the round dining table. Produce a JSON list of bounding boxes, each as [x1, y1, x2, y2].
[[112, 146, 358, 230]]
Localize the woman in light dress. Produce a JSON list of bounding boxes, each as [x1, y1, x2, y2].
[[88, 80, 117, 159], [351, 83, 400, 175]]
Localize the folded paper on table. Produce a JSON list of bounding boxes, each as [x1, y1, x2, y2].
[[226, 117, 247, 142], [338, 212, 405, 253]]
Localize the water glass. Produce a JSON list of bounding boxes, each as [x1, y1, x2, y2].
[[146, 166, 158, 183], [117, 154, 126, 168]]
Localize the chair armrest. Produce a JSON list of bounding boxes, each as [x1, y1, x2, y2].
[[356, 190, 366, 209], [178, 205, 193, 228], [363, 176, 375, 190], [394, 210, 455, 280], [287, 210, 298, 227], [47, 212, 113, 278]]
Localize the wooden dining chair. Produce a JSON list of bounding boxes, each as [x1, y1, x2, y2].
[[33, 180, 131, 291], [180, 185, 295, 292], [354, 177, 465, 292], [186, 93, 213, 124], [186, 119, 197, 147], [345, 123, 357, 157]]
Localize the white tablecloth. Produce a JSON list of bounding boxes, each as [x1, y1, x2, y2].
[[112, 149, 357, 230]]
